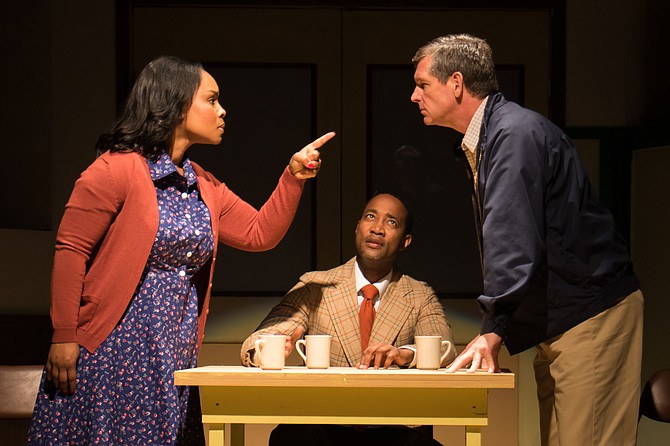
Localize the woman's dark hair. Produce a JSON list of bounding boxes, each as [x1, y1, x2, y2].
[[96, 55, 203, 160]]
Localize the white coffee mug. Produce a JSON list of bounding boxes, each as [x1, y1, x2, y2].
[[295, 334, 332, 369], [415, 336, 453, 370], [254, 334, 286, 370]]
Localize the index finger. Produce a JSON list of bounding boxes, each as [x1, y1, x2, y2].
[[358, 349, 373, 368], [373, 347, 391, 369], [445, 350, 474, 373], [309, 131, 336, 149]]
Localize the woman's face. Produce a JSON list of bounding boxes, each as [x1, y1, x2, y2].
[[177, 70, 226, 147]]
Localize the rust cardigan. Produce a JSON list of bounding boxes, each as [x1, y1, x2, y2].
[[50, 150, 305, 353]]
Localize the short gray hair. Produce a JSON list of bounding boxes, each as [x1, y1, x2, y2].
[[412, 34, 499, 99]]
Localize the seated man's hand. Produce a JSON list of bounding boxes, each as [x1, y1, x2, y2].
[[248, 326, 305, 366], [357, 342, 414, 369], [287, 326, 306, 357]]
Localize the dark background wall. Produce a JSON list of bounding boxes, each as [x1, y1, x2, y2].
[[0, 0, 668, 443]]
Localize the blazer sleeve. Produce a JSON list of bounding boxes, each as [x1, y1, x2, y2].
[[411, 285, 457, 366], [240, 277, 314, 366]]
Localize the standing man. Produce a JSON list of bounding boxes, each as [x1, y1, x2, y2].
[[241, 192, 454, 446], [410, 34, 643, 446]]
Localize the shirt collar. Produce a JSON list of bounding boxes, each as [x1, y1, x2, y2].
[[147, 151, 198, 187], [354, 260, 392, 299], [461, 96, 489, 155]]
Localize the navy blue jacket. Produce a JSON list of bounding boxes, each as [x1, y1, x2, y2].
[[465, 92, 639, 355]]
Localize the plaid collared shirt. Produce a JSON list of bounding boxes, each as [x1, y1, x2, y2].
[[461, 96, 489, 190]]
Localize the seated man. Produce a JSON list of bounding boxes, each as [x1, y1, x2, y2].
[[241, 192, 456, 446]]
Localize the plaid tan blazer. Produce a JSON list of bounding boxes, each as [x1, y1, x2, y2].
[[241, 257, 455, 367]]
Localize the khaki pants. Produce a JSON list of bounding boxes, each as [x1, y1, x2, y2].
[[534, 290, 644, 446]]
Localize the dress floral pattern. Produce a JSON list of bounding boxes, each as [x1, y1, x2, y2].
[[27, 152, 213, 446]]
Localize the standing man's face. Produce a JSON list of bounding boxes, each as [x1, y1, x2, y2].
[[411, 55, 459, 130]]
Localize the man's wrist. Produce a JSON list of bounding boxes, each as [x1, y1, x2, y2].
[[398, 346, 417, 368]]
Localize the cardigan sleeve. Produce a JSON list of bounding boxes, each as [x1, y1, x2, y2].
[[214, 166, 306, 252], [50, 157, 123, 343]]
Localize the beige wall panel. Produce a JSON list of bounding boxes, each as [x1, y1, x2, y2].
[[631, 145, 670, 446]]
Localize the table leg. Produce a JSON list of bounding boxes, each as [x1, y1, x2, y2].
[[465, 426, 482, 446], [208, 423, 225, 446], [230, 423, 245, 446]]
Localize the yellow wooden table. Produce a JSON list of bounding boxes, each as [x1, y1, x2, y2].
[[174, 366, 514, 446]]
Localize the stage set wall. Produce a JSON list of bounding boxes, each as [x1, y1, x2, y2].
[[1, 1, 668, 445]]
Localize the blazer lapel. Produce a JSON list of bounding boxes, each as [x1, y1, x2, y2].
[[323, 259, 364, 365], [370, 271, 412, 345]]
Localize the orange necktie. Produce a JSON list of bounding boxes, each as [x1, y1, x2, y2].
[[359, 284, 378, 351]]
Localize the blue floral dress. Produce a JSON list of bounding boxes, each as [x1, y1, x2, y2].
[[27, 153, 213, 446]]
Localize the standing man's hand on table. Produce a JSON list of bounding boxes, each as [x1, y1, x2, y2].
[[446, 333, 502, 373]]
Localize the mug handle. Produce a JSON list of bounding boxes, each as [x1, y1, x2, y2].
[[295, 339, 307, 363], [254, 339, 266, 367], [439, 340, 453, 364]]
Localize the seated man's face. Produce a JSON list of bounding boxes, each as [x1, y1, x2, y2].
[[355, 194, 412, 263]]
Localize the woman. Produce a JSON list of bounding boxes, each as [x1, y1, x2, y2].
[[27, 55, 335, 445]]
